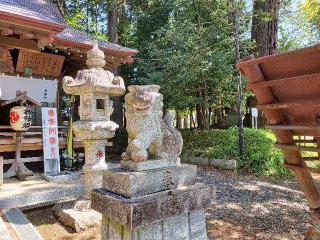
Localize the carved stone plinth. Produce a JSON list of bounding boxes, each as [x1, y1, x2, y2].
[[100, 209, 207, 240], [92, 176, 211, 240], [103, 164, 197, 198]]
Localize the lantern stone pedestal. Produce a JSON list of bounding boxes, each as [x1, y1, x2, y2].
[[55, 42, 126, 232], [92, 85, 212, 240]]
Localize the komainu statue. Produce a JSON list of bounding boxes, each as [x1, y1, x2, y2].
[[122, 85, 183, 162]]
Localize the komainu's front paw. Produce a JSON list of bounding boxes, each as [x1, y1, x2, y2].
[[131, 149, 148, 162]]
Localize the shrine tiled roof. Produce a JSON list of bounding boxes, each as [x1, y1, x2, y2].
[[0, 0, 64, 27], [0, 0, 138, 55], [55, 26, 138, 55]]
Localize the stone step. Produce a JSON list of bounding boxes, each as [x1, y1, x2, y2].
[[2, 208, 43, 240]]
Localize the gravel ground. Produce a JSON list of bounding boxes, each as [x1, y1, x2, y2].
[[26, 167, 313, 240], [198, 167, 312, 240]]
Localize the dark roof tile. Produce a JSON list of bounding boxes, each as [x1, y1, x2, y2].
[[0, 0, 63, 26], [55, 26, 137, 54], [0, 0, 137, 55]]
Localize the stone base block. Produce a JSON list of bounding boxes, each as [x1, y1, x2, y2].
[[120, 159, 175, 171], [54, 201, 102, 232], [92, 183, 212, 228], [103, 164, 197, 197], [101, 209, 207, 240], [83, 162, 120, 199]]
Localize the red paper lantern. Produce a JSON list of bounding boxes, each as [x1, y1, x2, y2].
[[10, 106, 32, 131]]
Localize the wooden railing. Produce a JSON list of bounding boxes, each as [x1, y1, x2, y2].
[[0, 125, 113, 174], [0, 125, 85, 152]]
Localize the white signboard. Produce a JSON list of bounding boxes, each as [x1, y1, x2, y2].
[[42, 107, 60, 175], [251, 108, 258, 117], [0, 75, 57, 102], [251, 107, 258, 130]]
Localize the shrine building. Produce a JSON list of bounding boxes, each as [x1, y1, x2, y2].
[[0, 0, 137, 189]]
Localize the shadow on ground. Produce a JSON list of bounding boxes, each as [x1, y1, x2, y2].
[[199, 168, 310, 240]]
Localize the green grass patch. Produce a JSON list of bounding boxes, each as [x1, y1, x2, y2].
[[182, 127, 292, 178]]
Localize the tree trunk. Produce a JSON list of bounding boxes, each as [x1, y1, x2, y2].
[[108, 1, 123, 129], [250, 0, 279, 127], [53, 0, 66, 16], [215, 107, 223, 127], [251, 0, 279, 57], [232, 9, 244, 157], [108, 1, 119, 43], [196, 104, 203, 129], [176, 112, 182, 129], [184, 115, 188, 129], [201, 83, 209, 129], [189, 106, 195, 129], [201, 102, 209, 129], [215, 97, 223, 127]]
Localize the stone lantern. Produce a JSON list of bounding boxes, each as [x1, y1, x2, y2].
[[63, 42, 125, 202]]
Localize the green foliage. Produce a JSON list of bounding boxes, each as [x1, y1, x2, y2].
[[131, 0, 252, 112], [301, 0, 320, 29], [182, 128, 292, 178], [112, 128, 128, 153], [278, 0, 319, 52]]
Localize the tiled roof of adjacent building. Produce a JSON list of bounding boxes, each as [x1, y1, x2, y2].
[[0, 0, 64, 26], [55, 26, 138, 55], [0, 0, 137, 55]]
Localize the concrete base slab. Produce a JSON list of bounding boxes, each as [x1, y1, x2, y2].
[[54, 201, 102, 232], [103, 164, 197, 197], [0, 176, 84, 210]]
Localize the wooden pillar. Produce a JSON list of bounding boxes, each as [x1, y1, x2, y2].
[[15, 132, 22, 175]]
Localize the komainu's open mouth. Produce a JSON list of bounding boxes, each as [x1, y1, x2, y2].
[[132, 103, 151, 112]]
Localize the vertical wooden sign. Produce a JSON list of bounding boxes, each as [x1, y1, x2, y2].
[[42, 107, 60, 175]]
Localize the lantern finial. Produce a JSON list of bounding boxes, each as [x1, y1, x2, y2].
[[86, 40, 106, 68]]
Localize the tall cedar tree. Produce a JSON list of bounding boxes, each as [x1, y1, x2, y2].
[[247, 0, 279, 127], [251, 0, 279, 56], [108, 1, 124, 129]]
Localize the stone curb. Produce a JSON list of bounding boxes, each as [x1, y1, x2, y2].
[[181, 155, 237, 170]]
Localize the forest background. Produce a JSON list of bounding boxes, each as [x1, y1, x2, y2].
[[53, 0, 320, 130]]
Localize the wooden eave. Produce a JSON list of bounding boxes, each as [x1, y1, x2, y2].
[[53, 38, 138, 61], [1, 95, 41, 107]]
